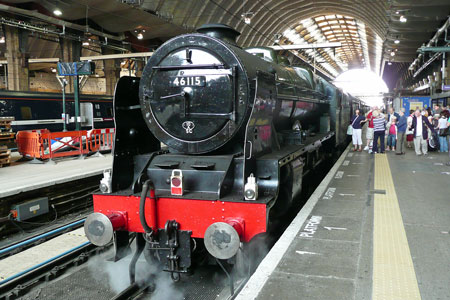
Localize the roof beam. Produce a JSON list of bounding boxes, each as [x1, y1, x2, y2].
[[270, 42, 342, 50]]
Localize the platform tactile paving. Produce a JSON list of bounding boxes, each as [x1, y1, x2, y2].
[[372, 154, 421, 300]]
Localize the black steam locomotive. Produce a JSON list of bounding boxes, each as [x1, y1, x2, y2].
[[84, 24, 367, 283]]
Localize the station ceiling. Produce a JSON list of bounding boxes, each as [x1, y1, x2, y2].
[[1, 0, 450, 87]]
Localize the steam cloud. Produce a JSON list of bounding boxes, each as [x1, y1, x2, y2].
[[87, 249, 183, 299]]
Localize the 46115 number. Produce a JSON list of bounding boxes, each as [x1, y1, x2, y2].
[[170, 76, 206, 87]]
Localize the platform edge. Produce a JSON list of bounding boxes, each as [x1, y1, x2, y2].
[[235, 145, 351, 300]]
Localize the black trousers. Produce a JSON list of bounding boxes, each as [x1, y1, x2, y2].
[[373, 131, 385, 153]]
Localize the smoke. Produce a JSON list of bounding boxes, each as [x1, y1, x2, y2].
[[150, 272, 183, 300], [87, 249, 183, 299]]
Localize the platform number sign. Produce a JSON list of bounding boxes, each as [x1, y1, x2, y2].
[[57, 62, 95, 76]]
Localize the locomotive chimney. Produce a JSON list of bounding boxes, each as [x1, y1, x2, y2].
[[196, 23, 240, 46]]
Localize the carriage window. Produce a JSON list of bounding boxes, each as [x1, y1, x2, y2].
[[21, 106, 32, 119]]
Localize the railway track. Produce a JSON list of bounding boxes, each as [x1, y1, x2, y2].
[[0, 218, 87, 260]]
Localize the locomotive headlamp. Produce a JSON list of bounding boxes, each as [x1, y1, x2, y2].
[[244, 174, 258, 201], [171, 169, 184, 196]]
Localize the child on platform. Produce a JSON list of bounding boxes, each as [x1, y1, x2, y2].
[[387, 117, 397, 151]]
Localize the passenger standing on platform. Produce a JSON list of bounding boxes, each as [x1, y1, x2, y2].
[[351, 109, 365, 152], [362, 106, 376, 152], [434, 104, 442, 115], [387, 107, 400, 126], [438, 112, 449, 152], [396, 110, 407, 155], [372, 110, 386, 154], [410, 109, 435, 156], [387, 117, 397, 151], [406, 110, 414, 148]]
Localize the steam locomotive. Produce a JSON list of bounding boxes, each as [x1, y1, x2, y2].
[[84, 24, 367, 283]]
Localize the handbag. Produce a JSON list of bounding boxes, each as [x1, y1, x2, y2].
[[347, 116, 358, 135], [439, 127, 449, 136], [347, 125, 353, 135]]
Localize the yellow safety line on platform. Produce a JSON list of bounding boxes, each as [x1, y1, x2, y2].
[[372, 154, 421, 300]]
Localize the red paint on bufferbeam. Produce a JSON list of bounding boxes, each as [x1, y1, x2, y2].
[[93, 194, 267, 242]]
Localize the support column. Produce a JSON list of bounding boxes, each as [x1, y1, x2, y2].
[[103, 48, 120, 96], [5, 27, 29, 91]]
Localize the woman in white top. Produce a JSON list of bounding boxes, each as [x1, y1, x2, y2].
[[406, 110, 414, 148], [438, 113, 449, 152]]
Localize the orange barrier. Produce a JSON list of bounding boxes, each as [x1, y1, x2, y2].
[[89, 128, 115, 153], [16, 129, 115, 160]]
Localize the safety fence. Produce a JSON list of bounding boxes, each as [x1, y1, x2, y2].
[[16, 128, 115, 160]]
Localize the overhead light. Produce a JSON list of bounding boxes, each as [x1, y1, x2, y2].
[[395, 11, 400, 15], [242, 12, 253, 24], [53, 9, 62, 16], [51, 68, 56, 73], [394, 39, 400, 44], [399, 15, 407, 23], [388, 61, 392, 65], [137, 33, 143, 40], [82, 41, 89, 46], [0, 37, 4, 43], [95, 74, 99, 77], [274, 33, 281, 44], [390, 51, 395, 56]]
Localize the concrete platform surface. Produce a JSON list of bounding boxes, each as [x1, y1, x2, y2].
[[0, 154, 112, 198], [237, 146, 450, 300]]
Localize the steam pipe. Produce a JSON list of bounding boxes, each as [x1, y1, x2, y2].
[[139, 179, 156, 234]]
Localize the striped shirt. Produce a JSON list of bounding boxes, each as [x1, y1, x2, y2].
[[373, 117, 386, 132]]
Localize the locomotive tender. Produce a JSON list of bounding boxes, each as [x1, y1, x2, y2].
[[84, 24, 366, 282]]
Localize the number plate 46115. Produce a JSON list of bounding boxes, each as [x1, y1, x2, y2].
[[170, 76, 206, 87]]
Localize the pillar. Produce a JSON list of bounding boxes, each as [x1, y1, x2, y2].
[[103, 48, 120, 96], [5, 27, 29, 91]]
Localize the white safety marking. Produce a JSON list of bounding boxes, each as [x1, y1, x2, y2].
[[342, 160, 350, 166], [324, 226, 348, 231], [299, 216, 322, 238], [352, 162, 363, 165], [347, 174, 359, 177], [441, 172, 450, 175], [235, 146, 351, 300], [339, 193, 355, 196], [322, 187, 336, 200], [434, 163, 444, 166], [347, 153, 354, 157], [441, 231, 449, 234], [335, 171, 344, 179], [296, 250, 321, 255]]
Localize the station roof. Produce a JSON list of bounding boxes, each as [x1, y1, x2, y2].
[[1, 0, 450, 87]]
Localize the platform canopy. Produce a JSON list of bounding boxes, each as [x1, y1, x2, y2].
[[1, 0, 450, 83]]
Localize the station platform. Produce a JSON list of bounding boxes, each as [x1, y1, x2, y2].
[[237, 146, 450, 300], [0, 154, 112, 198]]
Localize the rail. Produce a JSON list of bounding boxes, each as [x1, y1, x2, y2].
[[16, 128, 115, 161]]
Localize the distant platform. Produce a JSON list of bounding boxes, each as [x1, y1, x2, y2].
[[237, 146, 450, 300], [0, 154, 112, 198]]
